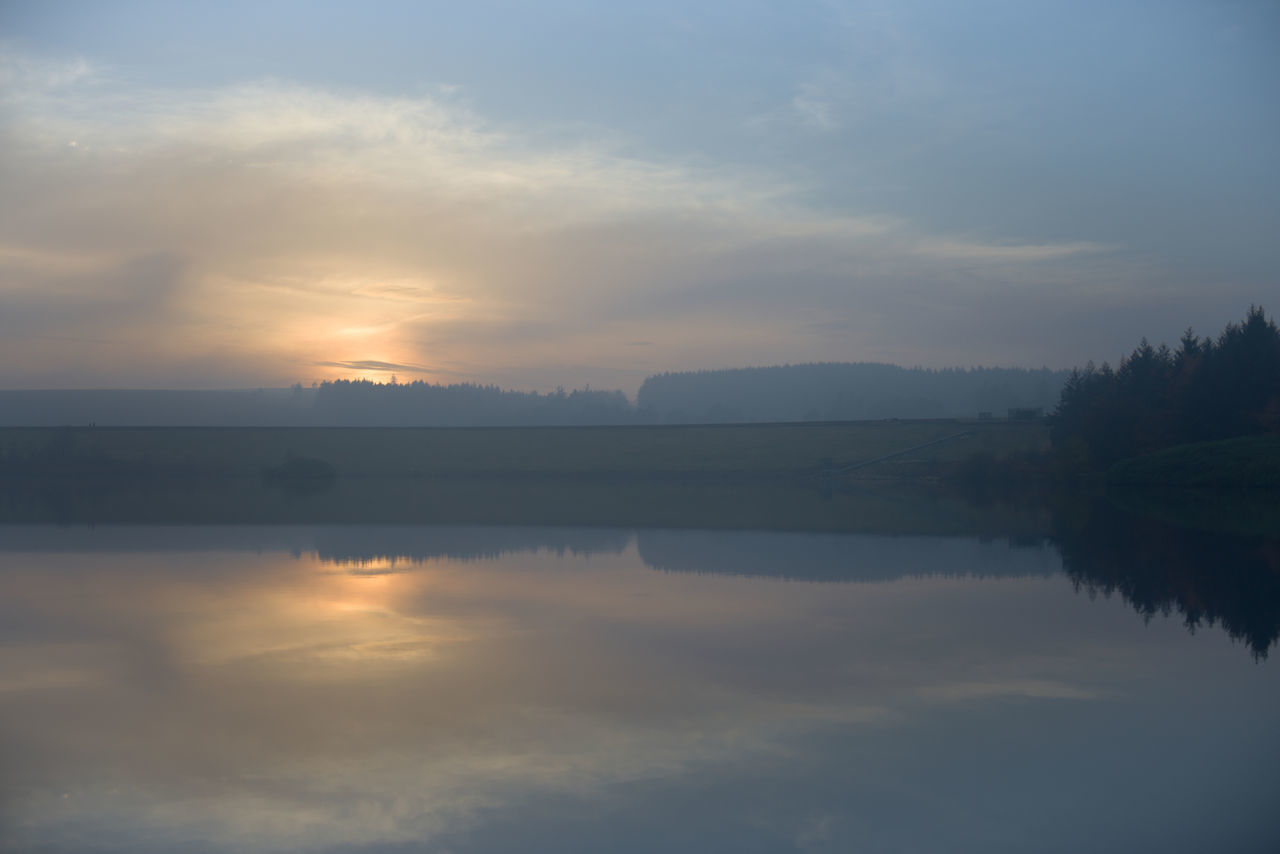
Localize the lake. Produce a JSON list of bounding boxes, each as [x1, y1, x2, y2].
[[1, 504, 1277, 852]]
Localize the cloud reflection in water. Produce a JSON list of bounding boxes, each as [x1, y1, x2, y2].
[[0, 527, 1275, 853]]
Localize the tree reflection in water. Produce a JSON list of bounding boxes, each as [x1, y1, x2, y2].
[[1051, 493, 1280, 658]]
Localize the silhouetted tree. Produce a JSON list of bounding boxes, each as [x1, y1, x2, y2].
[[1051, 306, 1280, 468]]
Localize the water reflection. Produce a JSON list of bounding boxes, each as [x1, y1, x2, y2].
[[1053, 497, 1280, 658], [0, 523, 1061, 578], [5, 511, 1277, 660], [1, 525, 1277, 852]]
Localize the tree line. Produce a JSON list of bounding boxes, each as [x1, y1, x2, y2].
[[312, 364, 1070, 426], [313, 378, 634, 426], [637, 363, 1067, 423], [1051, 306, 1280, 469]]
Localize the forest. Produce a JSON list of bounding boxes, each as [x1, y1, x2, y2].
[[1050, 306, 1280, 471]]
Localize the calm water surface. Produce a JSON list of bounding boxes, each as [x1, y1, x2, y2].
[[1, 524, 1276, 853]]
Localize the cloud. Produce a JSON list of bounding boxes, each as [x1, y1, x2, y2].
[[916, 239, 1112, 262], [0, 48, 93, 99], [919, 679, 1099, 703], [314, 360, 435, 375], [0, 49, 1160, 391], [791, 84, 839, 131]]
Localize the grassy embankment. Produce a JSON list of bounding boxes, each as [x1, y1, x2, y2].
[[1108, 434, 1280, 488], [0, 475, 1057, 537], [0, 421, 1051, 534], [0, 420, 1047, 480]]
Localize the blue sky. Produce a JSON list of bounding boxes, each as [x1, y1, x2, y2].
[[1, 0, 1277, 391]]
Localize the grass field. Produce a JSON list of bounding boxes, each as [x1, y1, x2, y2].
[[0, 475, 1054, 538], [0, 420, 1049, 479], [1108, 434, 1280, 488]]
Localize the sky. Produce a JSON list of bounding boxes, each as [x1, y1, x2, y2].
[[1, 0, 1277, 393]]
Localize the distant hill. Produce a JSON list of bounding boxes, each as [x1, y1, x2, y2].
[[0, 363, 1068, 426], [0, 388, 316, 427], [0, 384, 630, 427], [637, 363, 1068, 423]]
